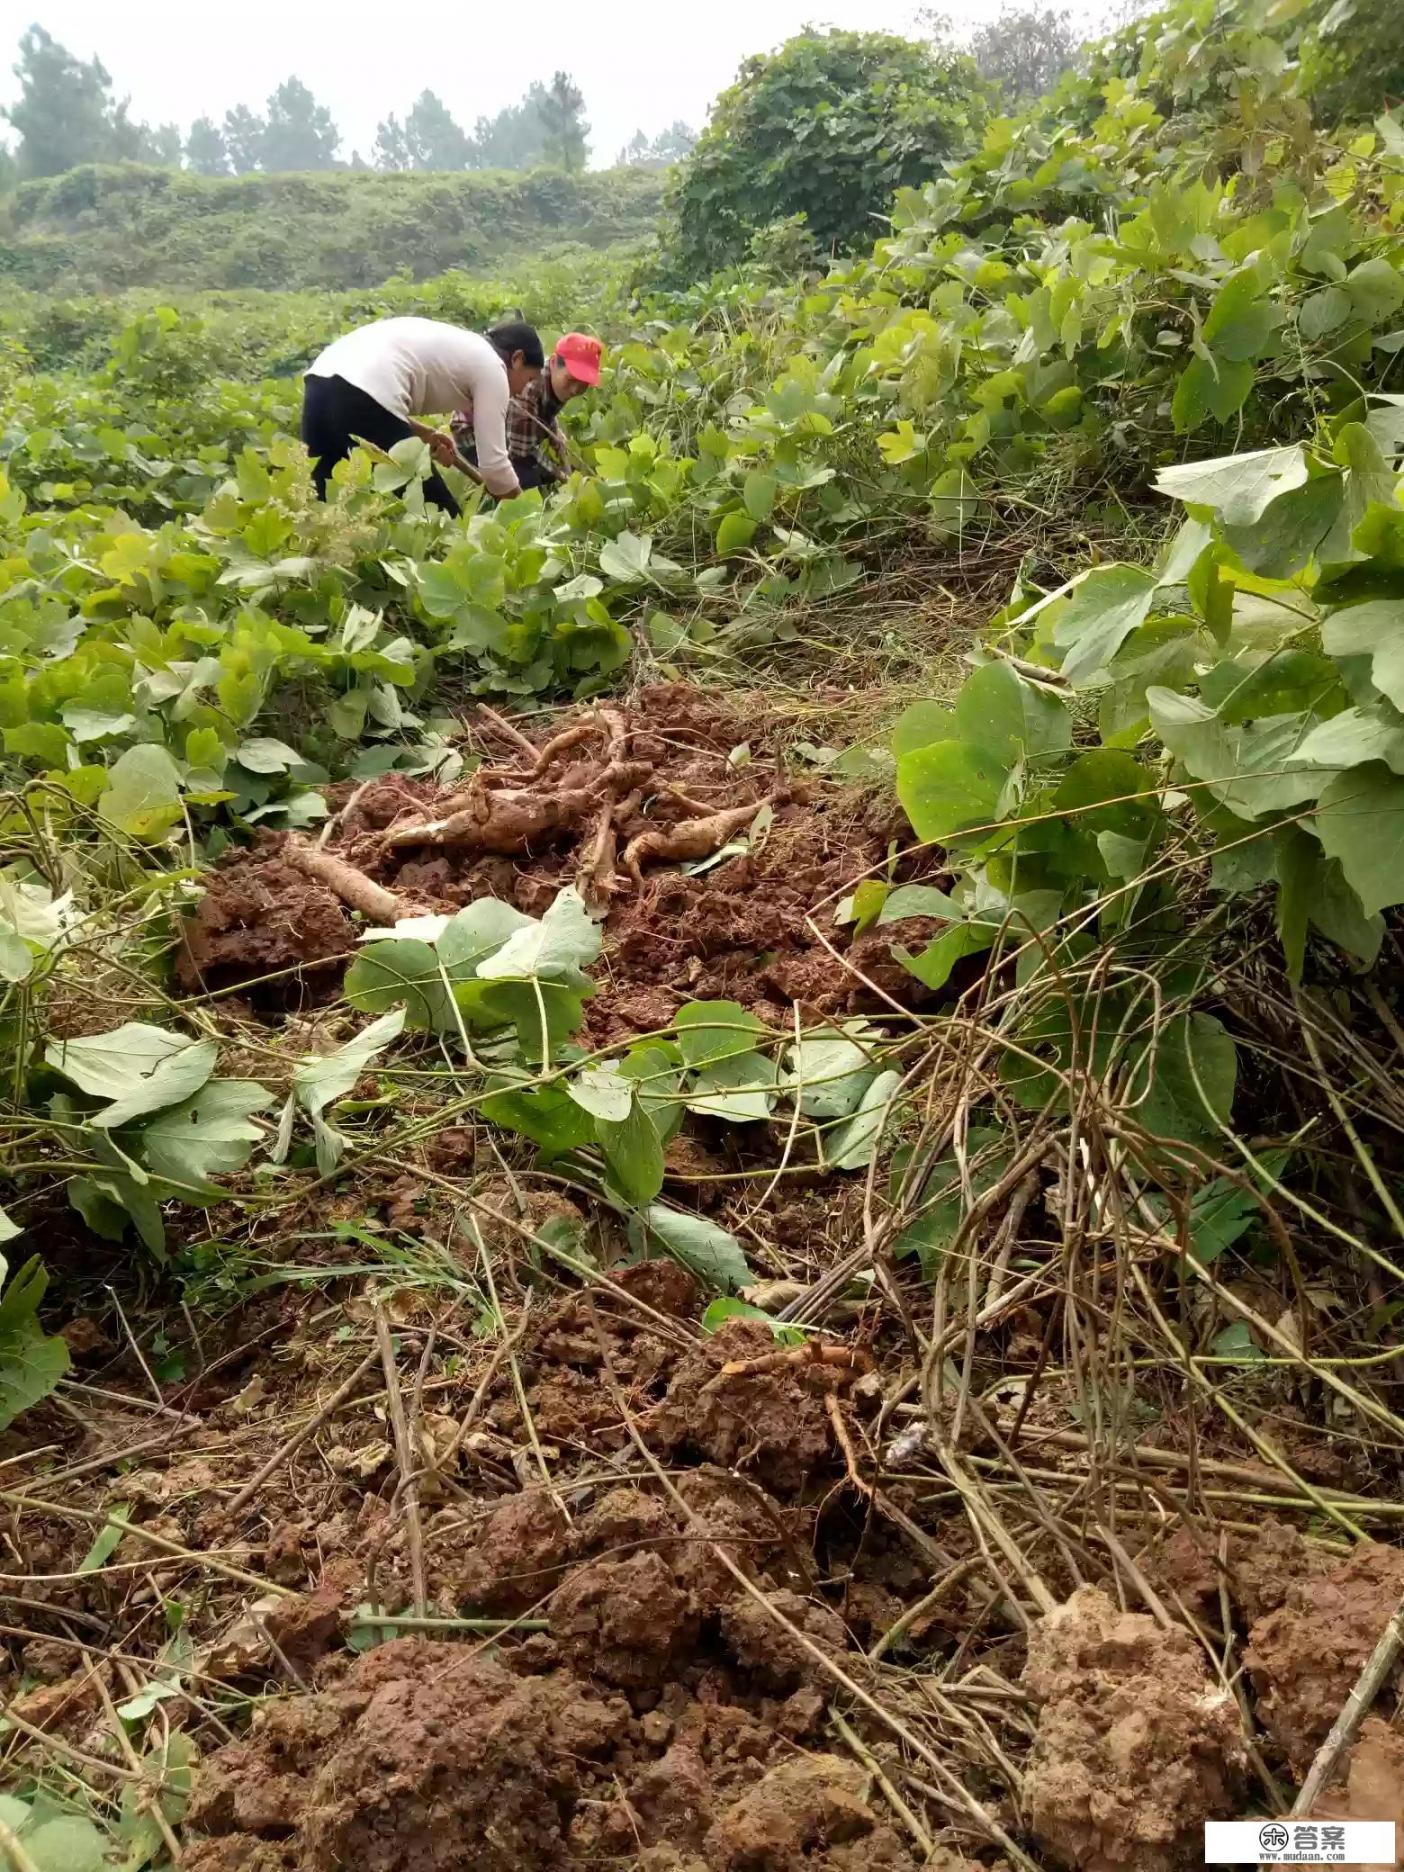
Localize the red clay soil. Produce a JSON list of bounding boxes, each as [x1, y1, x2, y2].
[[1022, 1586, 1245, 1872], [174, 684, 948, 1041], [1245, 1543, 1404, 1774], [1311, 1717, 1404, 1872], [175, 1295, 943, 1872], [15, 1244, 1404, 1872]]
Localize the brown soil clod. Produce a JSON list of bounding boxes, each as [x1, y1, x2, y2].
[[1245, 1543, 1404, 1775], [175, 849, 359, 995], [1023, 1586, 1245, 1872]]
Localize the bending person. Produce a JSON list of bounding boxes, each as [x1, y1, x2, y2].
[[301, 316, 544, 513], [452, 331, 602, 491]]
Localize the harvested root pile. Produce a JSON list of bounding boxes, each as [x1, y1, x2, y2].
[[177, 684, 947, 1041], [363, 701, 784, 902]]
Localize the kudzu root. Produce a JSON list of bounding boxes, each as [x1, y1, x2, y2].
[[285, 839, 408, 922], [621, 797, 779, 887]]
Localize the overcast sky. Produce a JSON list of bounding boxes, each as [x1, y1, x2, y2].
[[0, 1, 1082, 166]]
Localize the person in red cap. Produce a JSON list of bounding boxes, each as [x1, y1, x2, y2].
[[452, 331, 602, 493]]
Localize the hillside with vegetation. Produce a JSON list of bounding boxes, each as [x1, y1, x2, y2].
[[3, 0, 1404, 1865], [0, 162, 668, 292]]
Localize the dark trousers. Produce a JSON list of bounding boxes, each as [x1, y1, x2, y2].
[[300, 373, 460, 514]]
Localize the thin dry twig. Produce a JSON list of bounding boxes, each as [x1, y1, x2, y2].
[[226, 1348, 378, 1517], [0, 1817, 42, 1872], [374, 1301, 428, 1619]]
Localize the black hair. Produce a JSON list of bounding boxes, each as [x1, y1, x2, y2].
[[487, 320, 545, 368]]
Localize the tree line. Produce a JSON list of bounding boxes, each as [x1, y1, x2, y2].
[[0, 23, 695, 183]]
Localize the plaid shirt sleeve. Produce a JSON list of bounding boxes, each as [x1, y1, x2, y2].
[[504, 373, 565, 472], [452, 372, 565, 475]]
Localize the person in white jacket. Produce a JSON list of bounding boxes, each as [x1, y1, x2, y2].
[[301, 317, 544, 513]]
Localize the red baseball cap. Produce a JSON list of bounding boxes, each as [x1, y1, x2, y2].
[[555, 331, 603, 386]]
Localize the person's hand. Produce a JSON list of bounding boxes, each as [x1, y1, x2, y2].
[[426, 430, 460, 468]]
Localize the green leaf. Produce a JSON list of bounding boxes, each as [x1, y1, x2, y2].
[[1171, 354, 1254, 432], [742, 470, 777, 522], [235, 736, 302, 774], [877, 884, 957, 922], [618, 1043, 685, 1141], [45, 1023, 218, 1129], [1322, 600, 1404, 710], [0, 1207, 20, 1242], [955, 662, 1071, 762], [138, 1080, 271, 1184], [897, 740, 1008, 843], [1202, 272, 1277, 361], [1315, 761, 1404, 915], [675, 999, 768, 1068], [1183, 1179, 1261, 1267], [464, 977, 590, 1063], [476, 887, 601, 981], [1346, 257, 1404, 326], [437, 899, 534, 975], [835, 878, 888, 934], [596, 1097, 665, 1204], [1209, 1319, 1263, 1364], [700, 1297, 804, 1343], [1131, 1012, 1237, 1147], [826, 1069, 903, 1171], [687, 1052, 777, 1122], [479, 1080, 595, 1157], [1274, 824, 1315, 984], [1311, 857, 1385, 967], [77, 1502, 131, 1573], [1053, 566, 1159, 684], [895, 921, 995, 992], [0, 928, 34, 982], [291, 1011, 406, 1119], [784, 1027, 879, 1118], [1053, 748, 1161, 838], [627, 1205, 754, 1291], [599, 531, 653, 581], [1148, 689, 1322, 816], [1300, 285, 1353, 341], [1292, 706, 1404, 775], [568, 1064, 633, 1122], [0, 1255, 70, 1433], [890, 701, 957, 758], [118, 1729, 195, 1869], [344, 940, 451, 1030], [1154, 446, 1309, 524], [98, 744, 183, 842], [716, 510, 758, 555], [18, 1813, 109, 1872]]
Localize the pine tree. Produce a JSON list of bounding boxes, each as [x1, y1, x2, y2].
[[374, 113, 411, 171], [405, 90, 471, 170], [260, 77, 340, 172], [617, 121, 696, 166], [186, 116, 229, 176], [139, 122, 184, 167], [537, 71, 589, 172], [3, 25, 122, 178], [222, 104, 265, 175], [467, 86, 548, 169]]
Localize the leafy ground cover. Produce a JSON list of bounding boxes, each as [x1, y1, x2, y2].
[[4, 0, 1404, 1865]]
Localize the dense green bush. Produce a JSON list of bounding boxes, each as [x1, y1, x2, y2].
[[0, 162, 666, 292], [663, 30, 989, 279]]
